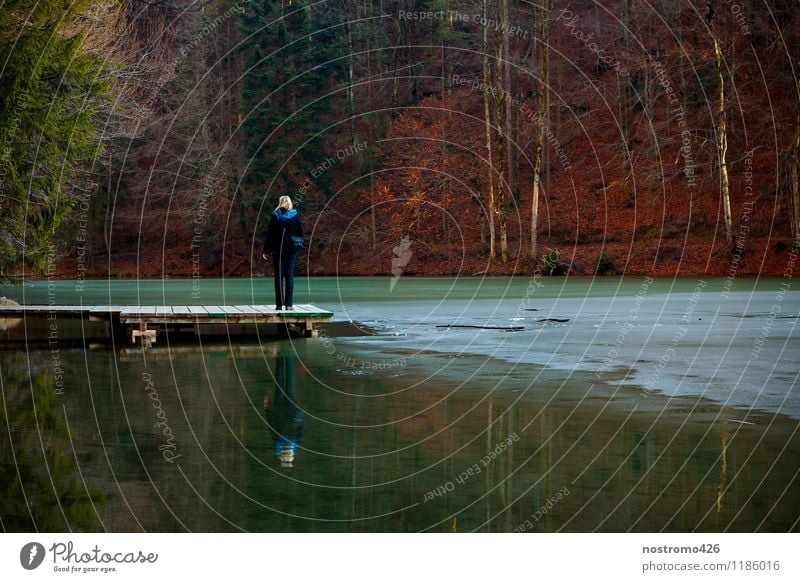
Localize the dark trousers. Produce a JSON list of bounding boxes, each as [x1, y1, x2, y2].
[[271, 252, 297, 309]]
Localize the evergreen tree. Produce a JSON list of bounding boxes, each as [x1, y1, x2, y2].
[[239, 0, 345, 224], [0, 0, 110, 282]]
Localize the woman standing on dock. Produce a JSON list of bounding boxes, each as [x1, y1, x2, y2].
[[262, 196, 304, 310]]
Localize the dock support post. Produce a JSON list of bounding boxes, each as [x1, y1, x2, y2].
[[131, 321, 157, 347], [280, 321, 316, 339]]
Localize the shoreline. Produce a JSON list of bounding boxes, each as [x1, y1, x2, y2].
[[335, 337, 800, 426], [3, 273, 792, 284]]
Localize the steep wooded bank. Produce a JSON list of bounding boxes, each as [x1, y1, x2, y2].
[[2, 1, 799, 280]]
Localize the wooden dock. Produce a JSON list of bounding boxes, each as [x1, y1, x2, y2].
[[0, 304, 333, 346]]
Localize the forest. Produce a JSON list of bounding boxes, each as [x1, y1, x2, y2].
[[1, 0, 799, 280]]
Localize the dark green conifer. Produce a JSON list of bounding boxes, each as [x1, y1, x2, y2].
[[0, 0, 110, 281], [239, 0, 345, 221]]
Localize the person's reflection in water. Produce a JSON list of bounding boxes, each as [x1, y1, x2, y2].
[[263, 353, 304, 468]]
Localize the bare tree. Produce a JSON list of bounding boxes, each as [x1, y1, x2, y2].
[[530, 0, 550, 262], [708, 5, 733, 247], [791, 92, 800, 241], [619, 0, 633, 193], [493, 0, 509, 263], [791, 37, 800, 243], [483, 0, 498, 259]]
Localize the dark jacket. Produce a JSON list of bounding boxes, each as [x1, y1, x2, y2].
[[264, 208, 304, 255]]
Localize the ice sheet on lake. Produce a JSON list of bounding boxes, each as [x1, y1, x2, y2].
[[341, 282, 799, 420]]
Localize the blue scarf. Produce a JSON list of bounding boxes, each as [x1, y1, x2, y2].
[[273, 208, 297, 222]]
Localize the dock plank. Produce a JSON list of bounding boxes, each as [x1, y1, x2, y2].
[[120, 306, 158, 317], [2, 304, 332, 328], [296, 305, 333, 316], [204, 306, 227, 317]]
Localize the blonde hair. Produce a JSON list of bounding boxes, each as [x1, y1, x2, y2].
[[277, 196, 293, 210]]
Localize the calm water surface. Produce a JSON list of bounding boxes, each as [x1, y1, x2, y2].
[[1, 277, 798, 531]]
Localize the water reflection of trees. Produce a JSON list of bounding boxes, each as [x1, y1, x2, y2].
[[0, 367, 104, 531]]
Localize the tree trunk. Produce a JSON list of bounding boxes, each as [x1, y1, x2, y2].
[[482, 0, 497, 260], [713, 31, 733, 247], [790, 40, 800, 244], [370, 171, 378, 250], [619, 0, 632, 192], [791, 77, 800, 242], [366, 11, 378, 251], [530, 0, 550, 262], [346, 2, 357, 148], [553, 52, 561, 201], [513, 93, 521, 206], [493, 0, 508, 264], [477, 195, 489, 251], [502, 0, 517, 204]]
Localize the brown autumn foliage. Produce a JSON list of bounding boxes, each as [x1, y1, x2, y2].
[[48, 0, 800, 280]]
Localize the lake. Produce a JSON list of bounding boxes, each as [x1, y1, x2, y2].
[[1, 276, 798, 532]]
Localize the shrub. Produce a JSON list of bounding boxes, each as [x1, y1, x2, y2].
[[541, 248, 566, 275], [595, 251, 619, 275]]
